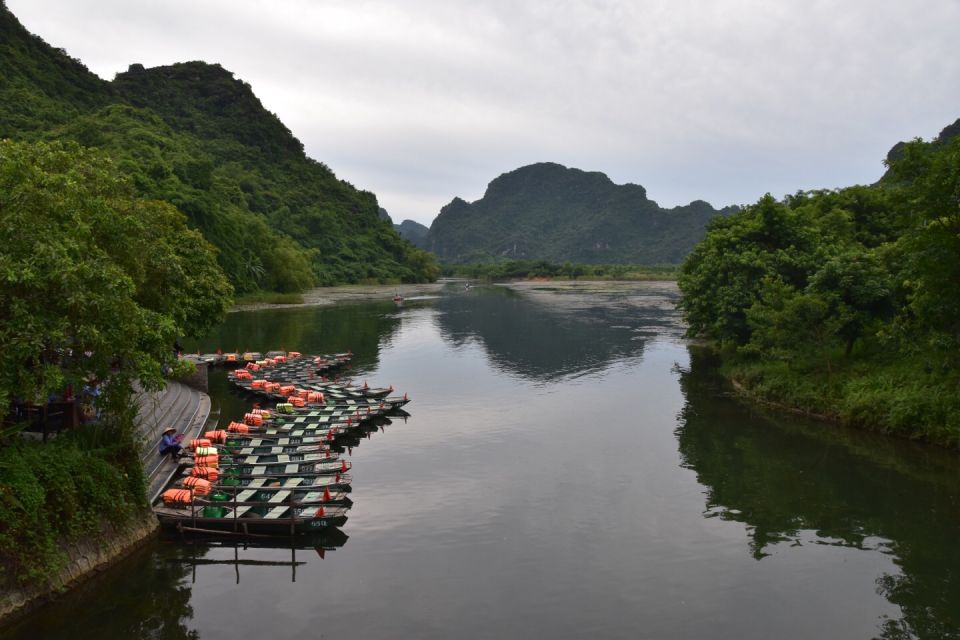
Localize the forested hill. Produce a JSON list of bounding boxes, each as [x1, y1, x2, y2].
[[0, 4, 438, 291], [395, 219, 430, 249], [426, 162, 735, 264]]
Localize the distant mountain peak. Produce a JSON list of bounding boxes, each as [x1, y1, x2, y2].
[[427, 164, 726, 264], [113, 61, 304, 160]]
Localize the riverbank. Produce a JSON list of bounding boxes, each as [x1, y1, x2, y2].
[[231, 278, 679, 313], [720, 351, 960, 449], [231, 281, 455, 312], [0, 380, 211, 627], [0, 513, 158, 626]]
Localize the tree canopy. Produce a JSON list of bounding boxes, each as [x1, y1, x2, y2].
[[677, 133, 960, 445], [0, 139, 233, 414]]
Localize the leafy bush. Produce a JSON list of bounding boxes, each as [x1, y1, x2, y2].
[[0, 433, 147, 587]]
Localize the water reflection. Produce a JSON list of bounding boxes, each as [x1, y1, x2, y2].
[[1, 543, 200, 640], [168, 530, 349, 585], [433, 283, 681, 382], [675, 347, 960, 639], [183, 302, 406, 374]]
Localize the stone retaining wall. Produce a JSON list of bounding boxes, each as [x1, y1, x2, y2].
[[0, 513, 159, 626], [178, 361, 209, 392]]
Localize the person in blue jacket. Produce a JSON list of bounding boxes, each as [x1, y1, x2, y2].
[[159, 427, 183, 460]]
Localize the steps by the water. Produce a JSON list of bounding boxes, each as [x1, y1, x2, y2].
[[135, 381, 211, 503]]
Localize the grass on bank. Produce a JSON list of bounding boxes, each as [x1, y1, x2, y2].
[[726, 350, 960, 448]]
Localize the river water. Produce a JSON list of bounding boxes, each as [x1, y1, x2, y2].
[[5, 281, 960, 639]]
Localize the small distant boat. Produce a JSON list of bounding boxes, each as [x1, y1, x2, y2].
[[393, 292, 404, 304]]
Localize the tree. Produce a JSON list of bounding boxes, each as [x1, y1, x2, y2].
[[885, 136, 960, 355], [678, 194, 818, 344], [0, 140, 233, 427]]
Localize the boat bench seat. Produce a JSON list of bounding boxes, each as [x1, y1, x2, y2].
[[236, 489, 257, 502], [247, 478, 266, 488], [268, 490, 291, 504], [234, 506, 253, 518], [282, 478, 304, 488], [284, 464, 300, 473], [264, 506, 288, 519]]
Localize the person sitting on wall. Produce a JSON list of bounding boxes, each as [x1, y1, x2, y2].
[[159, 427, 184, 460]]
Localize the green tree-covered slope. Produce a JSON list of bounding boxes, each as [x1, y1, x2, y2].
[[426, 162, 735, 264], [0, 3, 438, 292]]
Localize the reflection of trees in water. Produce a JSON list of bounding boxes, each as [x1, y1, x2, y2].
[[434, 287, 654, 382], [187, 302, 405, 372], [675, 347, 960, 639], [5, 531, 352, 640], [2, 543, 199, 640]]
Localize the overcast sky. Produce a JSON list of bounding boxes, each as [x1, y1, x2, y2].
[[9, 0, 960, 226]]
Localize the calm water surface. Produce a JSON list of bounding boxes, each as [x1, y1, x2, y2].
[[6, 281, 960, 639]]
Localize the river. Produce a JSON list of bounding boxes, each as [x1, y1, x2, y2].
[[5, 280, 959, 639]]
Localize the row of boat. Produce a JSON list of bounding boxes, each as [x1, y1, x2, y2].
[[152, 351, 410, 536]]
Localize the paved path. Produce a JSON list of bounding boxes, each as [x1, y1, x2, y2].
[[134, 381, 212, 504]]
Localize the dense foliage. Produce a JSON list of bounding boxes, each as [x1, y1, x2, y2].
[[427, 162, 735, 265], [0, 5, 439, 293], [442, 260, 676, 281], [0, 428, 146, 587], [678, 124, 960, 446], [0, 139, 232, 414], [0, 139, 232, 585]]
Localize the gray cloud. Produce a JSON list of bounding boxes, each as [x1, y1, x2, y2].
[[10, 0, 960, 225]]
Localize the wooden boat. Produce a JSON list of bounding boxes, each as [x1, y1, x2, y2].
[[190, 453, 350, 473], [154, 500, 349, 533], [230, 382, 398, 409], [173, 471, 352, 503], [189, 471, 353, 493], [218, 435, 337, 447], [208, 444, 339, 458], [191, 459, 351, 479]]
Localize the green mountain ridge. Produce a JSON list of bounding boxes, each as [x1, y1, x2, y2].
[[426, 162, 736, 264], [0, 3, 438, 291]]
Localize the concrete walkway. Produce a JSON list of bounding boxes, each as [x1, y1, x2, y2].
[[134, 380, 212, 504]]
